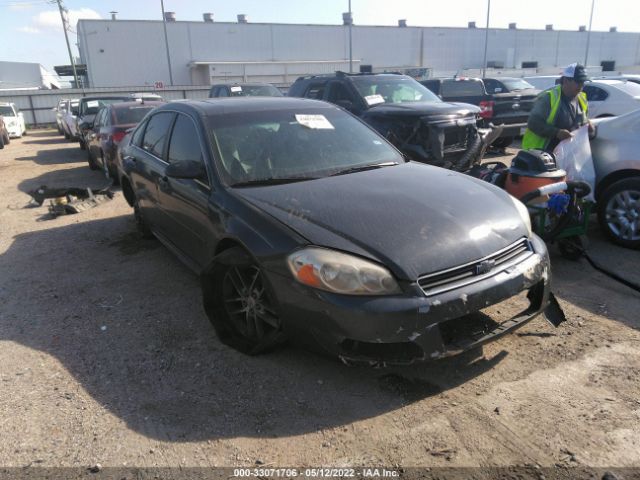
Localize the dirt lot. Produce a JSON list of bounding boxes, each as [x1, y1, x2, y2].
[[1, 131, 639, 478]]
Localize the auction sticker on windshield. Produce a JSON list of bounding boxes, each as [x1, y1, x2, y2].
[[364, 94, 385, 106], [295, 114, 334, 129], [86, 100, 100, 108], [230, 86, 243, 92]]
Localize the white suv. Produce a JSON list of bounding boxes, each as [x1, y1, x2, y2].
[[0, 103, 27, 138]]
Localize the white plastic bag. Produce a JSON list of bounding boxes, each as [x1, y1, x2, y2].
[[552, 124, 596, 201]]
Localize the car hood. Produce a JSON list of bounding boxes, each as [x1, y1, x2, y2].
[[233, 162, 528, 280], [363, 101, 480, 119]]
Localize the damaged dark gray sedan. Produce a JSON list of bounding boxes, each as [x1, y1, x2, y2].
[[119, 97, 553, 365]]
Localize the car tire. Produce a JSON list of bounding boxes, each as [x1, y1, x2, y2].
[[87, 149, 99, 170], [0, 135, 4, 149], [491, 136, 514, 149], [202, 247, 286, 355], [79, 140, 86, 150], [597, 178, 640, 249], [64, 130, 70, 140], [133, 199, 154, 239], [3, 133, 9, 145]]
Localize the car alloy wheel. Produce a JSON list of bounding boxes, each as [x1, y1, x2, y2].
[[598, 178, 640, 249], [202, 247, 285, 355]]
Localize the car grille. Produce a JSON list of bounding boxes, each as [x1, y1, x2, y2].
[[417, 238, 533, 296]]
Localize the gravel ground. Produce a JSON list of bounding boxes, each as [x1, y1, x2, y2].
[[1, 131, 639, 479]]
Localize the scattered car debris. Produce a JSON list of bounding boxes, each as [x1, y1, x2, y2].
[[27, 183, 114, 217]]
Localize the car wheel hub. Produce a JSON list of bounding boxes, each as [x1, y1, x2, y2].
[[224, 266, 279, 338], [606, 189, 640, 241]]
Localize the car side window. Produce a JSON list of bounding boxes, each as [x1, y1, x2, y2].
[[218, 87, 229, 97], [141, 112, 175, 159], [583, 85, 608, 102], [483, 79, 502, 93], [131, 119, 148, 147], [304, 83, 326, 100], [327, 82, 353, 103], [167, 114, 208, 183]]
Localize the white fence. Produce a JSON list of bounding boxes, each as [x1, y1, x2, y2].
[[0, 85, 211, 127]]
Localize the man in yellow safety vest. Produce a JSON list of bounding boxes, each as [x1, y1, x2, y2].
[[522, 63, 593, 152]]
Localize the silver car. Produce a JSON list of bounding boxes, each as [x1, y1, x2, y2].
[[591, 109, 640, 249]]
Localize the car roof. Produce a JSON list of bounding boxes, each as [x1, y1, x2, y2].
[[108, 100, 164, 109], [591, 79, 626, 85], [157, 97, 337, 116], [80, 95, 131, 101], [213, 82, 276, 87]]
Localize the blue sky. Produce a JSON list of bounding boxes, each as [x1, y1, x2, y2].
[[1, 0, 638, 73]]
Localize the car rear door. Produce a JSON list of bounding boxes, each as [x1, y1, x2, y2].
[[87, 107, 105, 162], [155, 112, 214, 268], [126, 111, 176, 231]]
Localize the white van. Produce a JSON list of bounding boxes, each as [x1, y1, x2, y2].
[[0, 103, 27, 138]]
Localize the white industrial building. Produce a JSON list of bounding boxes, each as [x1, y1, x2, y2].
[[0, 61, 61, 90], [76, 15, 640, 88]]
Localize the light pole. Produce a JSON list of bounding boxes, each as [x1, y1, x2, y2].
[[160, 0, 174, 86], [53, 0, 80, 89], [349, 0, 353, 73], [584, 0, 596, 66], [482, 0, 491, 78]]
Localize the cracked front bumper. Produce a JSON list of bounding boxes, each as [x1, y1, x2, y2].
[[267, 235, 551, 365]]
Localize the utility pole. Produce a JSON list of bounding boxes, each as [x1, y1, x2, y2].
[[482, 0, 491, 78], [584, 0, 595, 66], [348, 0, 353, 73], [160, 0, 174, 86], [54, 0, 80, 89]]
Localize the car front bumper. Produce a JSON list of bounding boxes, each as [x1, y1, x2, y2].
[[267, 235, 552, 365], [6, 124, 21, 137]]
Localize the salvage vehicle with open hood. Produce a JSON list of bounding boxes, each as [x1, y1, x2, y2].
[[288, 72, 482, 171], [118, 97, 554, 365]]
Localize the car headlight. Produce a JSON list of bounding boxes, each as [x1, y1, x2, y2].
[[287, 247, 401, 295], [510, 196, 533, 238]]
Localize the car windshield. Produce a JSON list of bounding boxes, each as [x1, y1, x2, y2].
[[114, 106, 156, 125], [230, 85, 283, 97], [0, 106, 15, 116], [501, 78, 536, 91], [210, 108, 404, 185], [351, 76, 441, 105], [82, 98, 127, 115]]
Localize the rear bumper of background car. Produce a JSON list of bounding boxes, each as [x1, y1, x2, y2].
[[267, 235, 551, 365]]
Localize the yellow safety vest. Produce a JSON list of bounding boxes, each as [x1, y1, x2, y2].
[[521, 85, 588, 150]]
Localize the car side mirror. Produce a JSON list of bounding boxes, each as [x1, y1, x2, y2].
[[335, 100, 355, 112], [18, 112, 24, 117], [165, 160, 206, 180]]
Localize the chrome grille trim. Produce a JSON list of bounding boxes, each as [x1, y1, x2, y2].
[[418, 238, 534, 296]]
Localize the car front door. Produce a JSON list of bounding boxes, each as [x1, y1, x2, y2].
[[126, 111, 176, 232], [156, 112, 215, 268]]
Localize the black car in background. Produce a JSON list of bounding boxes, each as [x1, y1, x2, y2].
[[288, 72, 482, 170], [76, 95, 131, 151], [421, 77, 539, 148], [209, 83, 283, 98], [87, 100, 163, 180], [118, 97, 552, 364]]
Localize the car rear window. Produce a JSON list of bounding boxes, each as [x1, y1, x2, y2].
[[114, 106, 156, 125], [441, 80, 485, 96], [82, 98, 128, 115]]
